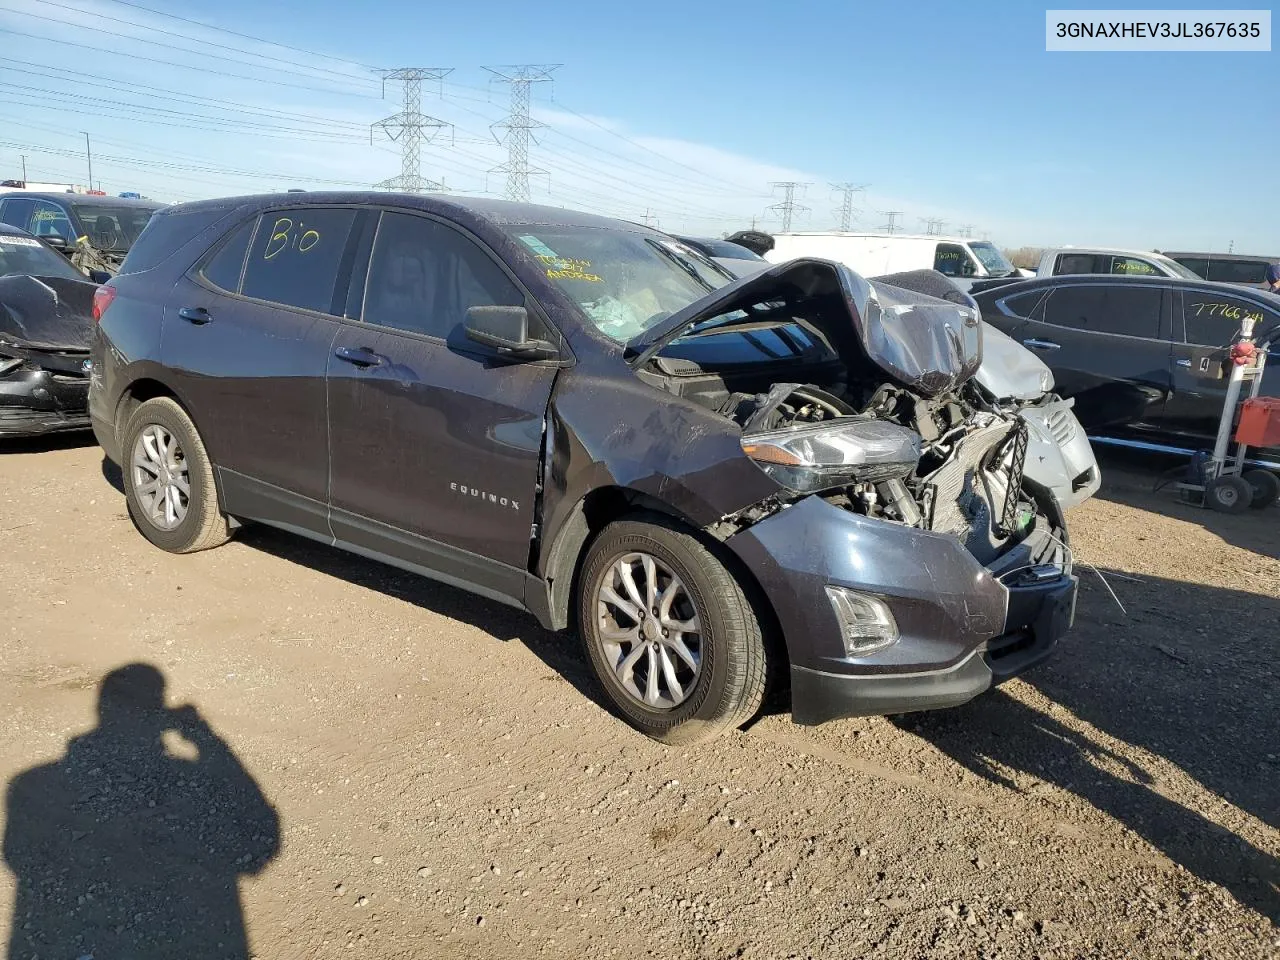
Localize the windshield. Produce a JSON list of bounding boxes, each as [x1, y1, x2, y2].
[[0, 233, 86, 282], [510, 227, 732, 341], [70, 204, 159, 251], [969, 241, 1016, 277]]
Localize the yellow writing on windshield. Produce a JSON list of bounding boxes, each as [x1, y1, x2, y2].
[[539, 254, 601, 282]]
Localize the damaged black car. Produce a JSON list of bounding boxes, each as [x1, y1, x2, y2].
[[89, 194, 1077, 743], [0, 224, 105, 438]]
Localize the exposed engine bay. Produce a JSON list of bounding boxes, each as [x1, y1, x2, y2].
[[630, 260, 1068, 576]]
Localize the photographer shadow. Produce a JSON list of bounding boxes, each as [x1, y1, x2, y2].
[[4, 664, 280, 960]]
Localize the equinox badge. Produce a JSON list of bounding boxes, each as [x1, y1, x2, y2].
[[451, 482, 519, 511]]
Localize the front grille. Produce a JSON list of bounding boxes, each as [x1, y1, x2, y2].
[[987, 628, 1035, 664], [1044, 405, 1077, 445]]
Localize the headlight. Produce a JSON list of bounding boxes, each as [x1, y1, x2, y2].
[[741, 419, 922, 493], [1039, 368, 1055, 393], [825, 587, 899, 656]]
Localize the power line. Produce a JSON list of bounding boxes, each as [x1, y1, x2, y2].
[[14, 0, 378, 86], [829, 181, 867, 231], [483, 65, 559, 202], [767, 182, 810, 233], [94, 0, 379, 71], [372, 68, 453, 194], [0, 27, 377, 98], [0, 80, 367, 140], [0, 60, 368, 132]]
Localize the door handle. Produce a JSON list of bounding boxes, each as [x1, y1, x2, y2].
[[177, 306, 211, 325], [1022, 338, 1060, 351], [334, 345, 383, 368], [1176, 358, 1193, 368]]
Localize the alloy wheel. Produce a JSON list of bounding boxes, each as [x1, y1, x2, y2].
[[595, 551, 702, 709], [132, 424, 190, 531]]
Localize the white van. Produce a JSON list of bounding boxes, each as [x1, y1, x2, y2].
[[764, 233, 1026, 290]]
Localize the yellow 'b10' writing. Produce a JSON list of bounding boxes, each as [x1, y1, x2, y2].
[[263, 217, 321, 260]]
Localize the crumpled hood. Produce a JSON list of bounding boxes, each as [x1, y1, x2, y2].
[[626, 258, 982, 398], [868, 268, 1051, 402], [0, 274, 97, 351]]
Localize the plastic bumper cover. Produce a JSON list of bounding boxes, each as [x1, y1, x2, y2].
[[721, 494, 1076, 725], [0, 367, 90, 436], [1021, 399, 1101, 511]]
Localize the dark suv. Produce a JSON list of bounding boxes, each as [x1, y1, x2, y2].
[[0, 193, 162, 269], [89, 193, 1077, 742]]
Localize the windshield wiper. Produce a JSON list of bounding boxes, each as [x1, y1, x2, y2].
[[646, 240, 719, 293]]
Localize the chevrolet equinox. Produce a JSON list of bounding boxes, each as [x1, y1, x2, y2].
[[89, 194, 1078, 743]]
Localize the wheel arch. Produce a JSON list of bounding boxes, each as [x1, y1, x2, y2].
[[535, 486, 787, 686], [115, 379, 226, 512]]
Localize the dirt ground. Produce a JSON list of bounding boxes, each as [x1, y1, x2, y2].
[[0, 435, 1276, 960]]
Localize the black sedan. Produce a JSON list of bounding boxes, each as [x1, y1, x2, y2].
[[0, 224, 106, 437], [972, 274, 1278, 456]]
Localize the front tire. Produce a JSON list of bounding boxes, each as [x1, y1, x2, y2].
[[121, 397, 232, 553], [577, 515, 766, 744]]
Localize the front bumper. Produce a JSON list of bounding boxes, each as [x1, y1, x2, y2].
[[723, 495, 1077, 726], [790, 575, 1076, 724], [0, 366, 90, 437], [1021, 398, 1101, 511]]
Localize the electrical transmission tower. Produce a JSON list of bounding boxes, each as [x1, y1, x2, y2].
[[641, 208, 660, 228], [767, 181, 811, 232], [829, 182, 867, 231], [879, 211, 904, 234], [957, 223, 975, 239], [371, 68, 453, 193], [921, 217, 946, 236], [484, 64, 559, 202]]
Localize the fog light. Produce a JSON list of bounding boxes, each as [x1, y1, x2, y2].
[[825, 586, 899, 657]]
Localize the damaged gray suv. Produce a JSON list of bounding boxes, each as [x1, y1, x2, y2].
[[89, 194, 1077, 743]]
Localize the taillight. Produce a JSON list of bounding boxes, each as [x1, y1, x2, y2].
[[92, 284, 117, 322]]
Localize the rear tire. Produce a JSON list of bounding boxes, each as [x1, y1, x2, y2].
[[121, 397, 232, 553], [1242, 468, 1280, 509], [577, 514, 766, 744], [1205, 475, 1252, 515]]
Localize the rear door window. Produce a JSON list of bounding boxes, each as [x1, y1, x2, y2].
[[361, 211, 524, 340], [1204, 259, 1270, 285], [1181, 291, 1275, 347], [239, 208, 357, 315], [1043, 284, 1164, 338]]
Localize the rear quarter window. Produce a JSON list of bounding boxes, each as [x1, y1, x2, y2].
[[117, 208, 229, 276], [198, 217, 257, 293]]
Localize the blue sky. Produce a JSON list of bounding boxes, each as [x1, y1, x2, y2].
[[0, 0, 1276, 252]]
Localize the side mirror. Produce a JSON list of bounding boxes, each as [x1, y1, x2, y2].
[[88, 269, 113, 284], [465, 305, 557, 360], [43, 233, 71, 252]]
